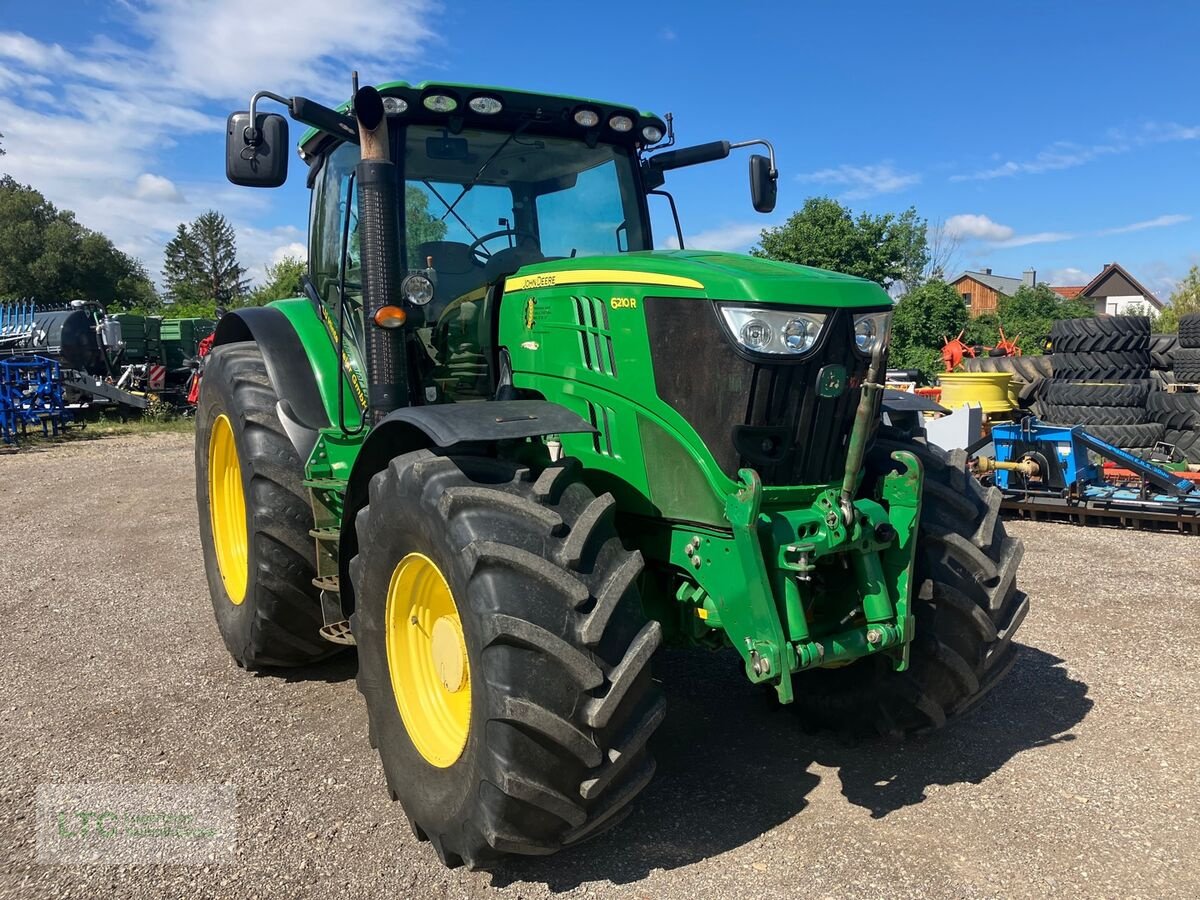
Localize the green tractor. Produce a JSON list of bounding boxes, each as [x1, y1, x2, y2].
[[197, 77, 1028, 868]]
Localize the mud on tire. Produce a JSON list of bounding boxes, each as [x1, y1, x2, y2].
[[790, 427, 1029, 737], [351, 451, 664, 869]]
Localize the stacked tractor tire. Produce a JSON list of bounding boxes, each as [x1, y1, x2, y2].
[[1041, 316, 1162, 453], [961, 353, 1052, 407], [1147, 314, 1200, 461]]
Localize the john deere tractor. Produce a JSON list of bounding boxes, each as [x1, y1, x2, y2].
[[197, 77, 1028, 868]]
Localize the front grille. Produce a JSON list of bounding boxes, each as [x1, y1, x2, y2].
[[645, 297, 874, 486]]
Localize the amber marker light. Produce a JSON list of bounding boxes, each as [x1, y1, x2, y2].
[[374, 306, 407, 328]]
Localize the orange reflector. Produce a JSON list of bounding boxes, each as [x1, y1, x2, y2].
[[374, 305, 407, 328]]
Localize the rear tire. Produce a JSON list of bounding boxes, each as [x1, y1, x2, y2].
[[195, 342, 334, 669], [351, 451, 663, 869], [791, 428, 1029, 737]]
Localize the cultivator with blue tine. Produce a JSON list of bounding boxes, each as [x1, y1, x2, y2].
[[0, 356, 72, 444], [0, 299, 40, 355]]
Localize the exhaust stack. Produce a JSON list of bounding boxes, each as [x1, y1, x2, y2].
[[353, 81, 407, 423]]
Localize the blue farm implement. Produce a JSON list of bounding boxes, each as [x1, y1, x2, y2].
[[0, 355, 72, 445], [977, 419, 1200, 533]]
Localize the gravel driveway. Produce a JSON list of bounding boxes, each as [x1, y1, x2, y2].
[[1, 432, 1197, 899]]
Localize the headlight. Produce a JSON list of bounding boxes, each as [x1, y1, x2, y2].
[[852, 311, 892, 354], [402, 273, 435, 306], [720, 306, 827, 355]]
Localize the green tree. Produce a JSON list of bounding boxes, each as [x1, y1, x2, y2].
[[163, 211, 248, 306], [963, 312, 1000, 349], [888, 279, 967, 380], [162, 223, 204, 305], [1154, 266, 1200, 333], [997, 284, 1092, 354], [247, 255, 306, 306], [405, 187, 448, 267], [752, 197, 929, 289], [0, 175, 156, 308]]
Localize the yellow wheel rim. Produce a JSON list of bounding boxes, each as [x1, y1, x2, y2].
[[208, 414, 248, 605], [385, 553, 471, 767]]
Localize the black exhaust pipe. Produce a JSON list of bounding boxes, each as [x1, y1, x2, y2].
[[352, 83, 407, 423]]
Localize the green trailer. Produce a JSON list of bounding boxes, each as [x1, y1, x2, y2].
[[195, 78, 1028, 869], [161, 317, 215, 370]]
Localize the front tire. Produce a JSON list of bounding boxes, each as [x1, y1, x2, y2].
[[351, 452, 664, 869], [793, 427, 1030, 736], [195, 342, 333, 669]]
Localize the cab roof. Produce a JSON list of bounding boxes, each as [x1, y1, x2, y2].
[[298, 80, 666, 162]]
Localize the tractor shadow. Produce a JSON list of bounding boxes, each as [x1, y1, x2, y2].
[[490, 643, 1091, 891]]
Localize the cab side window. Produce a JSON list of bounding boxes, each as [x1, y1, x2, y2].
[[310, 142, 361, 312]]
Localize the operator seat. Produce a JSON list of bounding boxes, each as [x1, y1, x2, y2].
[[418, 241, 485, 319]]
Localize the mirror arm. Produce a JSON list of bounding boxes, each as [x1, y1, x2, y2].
[[730, 138, 778, 177], [246, 90, 291, 145]]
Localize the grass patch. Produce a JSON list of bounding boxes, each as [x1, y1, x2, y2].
[[4, 413, 194, 449]]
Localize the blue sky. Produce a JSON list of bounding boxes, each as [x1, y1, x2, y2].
[[1, 0, 1197, 299]]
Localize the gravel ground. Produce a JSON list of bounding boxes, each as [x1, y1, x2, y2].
[[1, 431, 1198, 899]]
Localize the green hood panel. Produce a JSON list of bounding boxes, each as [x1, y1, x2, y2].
[[509, 250, 892, 308]]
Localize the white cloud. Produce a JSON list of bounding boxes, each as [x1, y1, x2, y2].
[[951, 141, 1123, 181], [665, 222, 766, 252], [237, 226, 307, 283], [991, 231, 1075, 249], [1098, 213, 1191, 235], [943, 213, 1073, 249], [798, 162, 920, 199], [1045, 267, 1091, 285], [0, 1, 436, 287], [270, 242, 308, 266], [951, 122, 1200, 182], [944, 213, 1014, 242], [134, 174, 185, 203]]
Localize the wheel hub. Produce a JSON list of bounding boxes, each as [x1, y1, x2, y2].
[[384, 553, 472, 768], [207, 413, 248, 605], [431, 616, 467, 693]]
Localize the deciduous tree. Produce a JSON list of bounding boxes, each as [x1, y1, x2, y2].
[[752, 197, 929, 290], [0, 175, 156, 308]]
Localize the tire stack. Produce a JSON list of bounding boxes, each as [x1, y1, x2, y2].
[[1042, 316, 1163, 452], [962, 353, 1053, 408], [1149, 334, 1178, 389], [1147, 314, 1200, 462]]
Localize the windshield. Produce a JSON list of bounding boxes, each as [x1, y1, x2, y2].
[[402, 125, 648, 313]]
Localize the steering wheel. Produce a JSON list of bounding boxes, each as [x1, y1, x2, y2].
[[468, 228, 536, 266]]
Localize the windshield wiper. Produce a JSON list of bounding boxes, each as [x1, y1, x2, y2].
[[441, 120, 531, 222], [422, 180, 484, 246]]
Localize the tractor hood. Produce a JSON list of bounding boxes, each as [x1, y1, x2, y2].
[[504, 250, 892, 309]]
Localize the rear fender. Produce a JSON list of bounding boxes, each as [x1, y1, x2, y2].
[[211, 303, 335, 459]]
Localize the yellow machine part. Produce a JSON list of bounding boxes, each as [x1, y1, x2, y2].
[[938, 371, 1016, 415]]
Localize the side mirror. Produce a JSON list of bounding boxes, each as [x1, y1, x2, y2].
[[226, 111, 289, 187], [749, 154, 777, 214]]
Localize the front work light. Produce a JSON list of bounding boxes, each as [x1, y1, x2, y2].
[[402, 273, 435, 306], [468, 96, 503, 115], [608, 115, 633, 132], [422, 94, 458, 113], [382, 97, 408, 115], [642, 125, 663, 143], [574, 109, 600, 127], [720, 306, 827, 356], [852, 311, 892, 353]]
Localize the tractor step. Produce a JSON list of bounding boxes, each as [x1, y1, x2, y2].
[[308, 527, 339, 542], [312, 575, 340, 592], [303, 478, 347, 490], [319, 619, 356, 646]]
